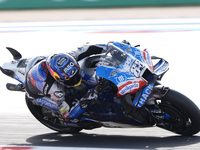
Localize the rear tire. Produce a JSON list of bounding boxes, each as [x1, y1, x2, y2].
[[26, 98, 83, 134], [156, 89, 200, 136]]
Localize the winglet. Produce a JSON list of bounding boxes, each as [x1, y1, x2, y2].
[[6, 47, 22, 60], [0, 66, 14, 77]]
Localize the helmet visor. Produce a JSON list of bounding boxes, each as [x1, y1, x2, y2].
[[64, 70, 82, 87]]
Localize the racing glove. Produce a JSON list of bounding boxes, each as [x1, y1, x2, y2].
[[80, 88, 98, 109]]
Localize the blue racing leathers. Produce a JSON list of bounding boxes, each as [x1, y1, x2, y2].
[[25, 43, 106, 118]]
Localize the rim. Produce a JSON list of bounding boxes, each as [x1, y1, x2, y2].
[[156, 101, 194, 134]]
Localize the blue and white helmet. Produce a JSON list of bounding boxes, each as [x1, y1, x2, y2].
[[46, 53, 82, 87]]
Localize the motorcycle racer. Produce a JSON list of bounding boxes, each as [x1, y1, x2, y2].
[[25, 43, 106, 119], [25, 40, 152, 124], [1, 40, 200, 136]]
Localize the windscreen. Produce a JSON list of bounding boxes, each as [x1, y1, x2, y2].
[[103, 45, 127, 66]]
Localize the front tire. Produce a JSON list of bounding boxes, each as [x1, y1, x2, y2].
[[26, 98, 83, 134], [156, 89, 200, 136]]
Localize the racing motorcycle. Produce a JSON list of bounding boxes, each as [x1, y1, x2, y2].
[[1, 41, 200, 136]]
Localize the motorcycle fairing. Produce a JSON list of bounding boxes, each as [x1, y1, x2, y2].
[[96, 42, 154, 97], [153, 58, 169, 77], [96, 65, 145, 97], [143, 49, 154, 72], [83, 102, 142, 126], [111, 42, 153, 71], [132, 83, 154, 107], [1, 55, 46, 86], [1, 59, 26, 85]]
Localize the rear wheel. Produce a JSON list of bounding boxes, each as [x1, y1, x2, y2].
[[155, 89, 200, 136], [26, 98, 83, 134]]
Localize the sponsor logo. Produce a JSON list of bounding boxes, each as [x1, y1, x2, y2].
[[36, 98, 58, 111], [137, 84, 154, 107], [130, 60, 145, 77], [63, 62, 75, 74], [57, 57, 67, 67], [119, 83, 139, 95], [18, 70, 25, 76], [110, 70, 118, 77], [116, 74, 126, 83], [54, 91, 64, 98]]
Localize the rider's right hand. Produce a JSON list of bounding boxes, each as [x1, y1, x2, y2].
[[80, 88, 98, 109]]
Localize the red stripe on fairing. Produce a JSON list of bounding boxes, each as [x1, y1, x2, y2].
[[143, 49, 154, 72], [0, 147, 33, 150], [143, 49, 147, 62], [30, 72, 37, 87]]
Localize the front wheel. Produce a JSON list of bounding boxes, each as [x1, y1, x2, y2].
[[155, 89, 200, 136], [26, 98, 83, 134]]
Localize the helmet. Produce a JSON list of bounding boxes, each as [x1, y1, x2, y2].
[[46, 53, 82, 87]]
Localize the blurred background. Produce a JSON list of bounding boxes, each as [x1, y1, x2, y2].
[[0, 0, 200, 21]]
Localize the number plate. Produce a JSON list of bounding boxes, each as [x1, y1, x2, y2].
[[130, 60, 146, 78]]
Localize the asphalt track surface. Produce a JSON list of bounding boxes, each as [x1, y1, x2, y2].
[[1, 6, 200, 150], [1, 113, 200, 150]]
